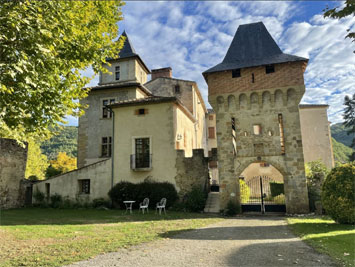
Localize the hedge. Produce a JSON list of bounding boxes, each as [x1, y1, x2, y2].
[[270, 182, 284, 197]]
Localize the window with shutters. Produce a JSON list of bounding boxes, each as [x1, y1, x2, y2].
[[131, 137, 151, 170], [101, 137, 112, 157], [208, 127, 215, 139]]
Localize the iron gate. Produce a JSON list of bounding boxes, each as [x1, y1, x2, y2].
[[239, 176, 286, 213]]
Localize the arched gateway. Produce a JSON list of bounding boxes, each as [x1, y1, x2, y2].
[[203, 22, 309, 214]]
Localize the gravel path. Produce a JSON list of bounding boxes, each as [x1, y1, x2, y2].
[[67, 216, 335, 267]]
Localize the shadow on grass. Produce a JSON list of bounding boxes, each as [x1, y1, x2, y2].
[[0, 207, 218, 226]]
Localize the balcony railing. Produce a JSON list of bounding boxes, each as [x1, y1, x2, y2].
[[130, 154, 152, 170]]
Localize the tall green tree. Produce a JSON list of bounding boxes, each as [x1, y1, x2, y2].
[[324, 0, 355, 49], [0, 1, 124, 142], [25, 141, 49, 180], [343, 93, 355, 161]]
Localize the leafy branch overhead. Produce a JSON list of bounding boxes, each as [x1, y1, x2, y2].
[[0, 0, 124, 141]]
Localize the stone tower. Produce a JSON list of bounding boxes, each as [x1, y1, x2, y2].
[[203, 22, 309, 214], [77, 31, 151, 168]]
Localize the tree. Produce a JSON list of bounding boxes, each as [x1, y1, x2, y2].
[[343, 93, 355, 161], [324, 1, 355, 43], [25, 141, 49, 180], [0, 1, 124, 142], [49, 152, 77, 174]]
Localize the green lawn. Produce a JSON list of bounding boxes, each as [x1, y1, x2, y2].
[[287, 216, 355, 267], [0, 208, 221, 267]]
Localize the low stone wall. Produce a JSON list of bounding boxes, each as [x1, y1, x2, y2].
[[175, 149, 209, 196], [33, 158, 112, 204], [0, 138, 28, 209]]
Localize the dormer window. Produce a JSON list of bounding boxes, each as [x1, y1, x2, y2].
[[115, 66, 120, 80], [175, 85, 180, 94], [265, 65, 275, 74], [232, 69, 241, 78]]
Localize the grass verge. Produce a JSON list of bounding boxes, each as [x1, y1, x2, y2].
[[287, 216, 355, 267], [0, 208, 221, 267]]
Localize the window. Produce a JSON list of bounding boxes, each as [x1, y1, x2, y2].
[[102, 99, 115, 118], [175, 85, 180, 94], [115, 66, 120, 80], [132, 138, 151, 169], [265, 65, 275, 74], [251, 73, 255, 83], [232, 69, 241, 78], [260, 162, 270, 167], [253, 124, 262, 135], [209, 115, 214, 120], [135, 108, 148, 115], [101, 136, 112, 157], [278, 114, 285, 155], [79, 179, 90, 194], [208, 127, 215, 139]]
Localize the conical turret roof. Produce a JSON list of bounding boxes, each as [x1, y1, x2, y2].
[[203, 22, 307, 75]]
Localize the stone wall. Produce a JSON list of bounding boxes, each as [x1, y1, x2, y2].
[[175, 149, 209, 196], [33, 159, 112, 203], [0, 138, 28, 209]]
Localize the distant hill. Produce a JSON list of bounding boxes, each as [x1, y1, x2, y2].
[[41, 126, 78, 160], [331, 123, 353, 147], [332, 137, 353, 163]]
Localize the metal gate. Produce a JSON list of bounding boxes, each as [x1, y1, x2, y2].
[[239, 176, 286, 213]]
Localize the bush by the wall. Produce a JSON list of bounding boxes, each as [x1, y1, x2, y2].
[[92, 198, 111, 208], [184, 187, 207, 212], [50, 193, 62, 208], [33, 190, 45, 203], [108, 181, 178, 209], [239, 180, 250, 203], [225, 200, 240, 216], [270, 182, 284, 197], [321, 162, 355, 224]]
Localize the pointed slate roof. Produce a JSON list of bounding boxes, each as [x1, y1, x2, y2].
[[107, 31, 150, 73], [203, 22, 307, 76]]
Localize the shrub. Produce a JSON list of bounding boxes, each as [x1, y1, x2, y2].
[[50, 193, 62, 208], [108, 181, 178, 209], [270, 182, 284, 197], [184, 187, 207, 212], [33, 190, 45, 203], [273, 193, 285, 204], [225, 200, 240, 216], [27, 175, 39, 181], [306, 160, 329, 212], [321, 162, 355, 224], [92, 198, 111, 208], [239, 180, 250, 203]]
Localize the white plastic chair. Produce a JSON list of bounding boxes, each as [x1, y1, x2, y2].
[[139, 198, 149, 214], [156, 198, 167, 215]]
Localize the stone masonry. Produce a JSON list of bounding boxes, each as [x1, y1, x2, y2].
[[0, 138, 28, 209]]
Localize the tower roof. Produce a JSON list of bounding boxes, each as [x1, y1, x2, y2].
[[203, 22, 307, 75], [107, 31, 150, 73]]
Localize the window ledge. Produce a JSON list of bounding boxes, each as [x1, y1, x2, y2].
[[131, 167, 152, 172]]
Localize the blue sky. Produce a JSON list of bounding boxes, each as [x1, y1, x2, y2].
[[70, 1, 354, 126]]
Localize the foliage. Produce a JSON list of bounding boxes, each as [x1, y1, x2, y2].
[[50, 193, 62, 208], [27, 175, 38, 181], [306, 160, 329, 212], [269, 182, 284, 198], [41, 126, 78, 160], [331, 122, 354, 148], [0, 208, 221, 267], [45, 165, 62, 178], [0, 1, 124, 142], [92, 198, 111, 209], [184, 187, 207, 212], [25, 141, 49, 180], [288, 216, 355, 266], [321, 163, 355, 224], [343, 94, 355, 161], [108, 181, 179, 209], [33, 190, 45, 203], [225, 200, 240, 216], [331, 137, 354, 164], [49, 152, 77, 174], [323, 0, 355, 42], [273, 194, 285, 205], [239, 179, 250, 203]]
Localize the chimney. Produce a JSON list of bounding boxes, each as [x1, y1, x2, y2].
[[151, 67, 172, 80]]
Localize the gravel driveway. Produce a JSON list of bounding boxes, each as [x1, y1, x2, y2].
[[67, 216, 335, 267]]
